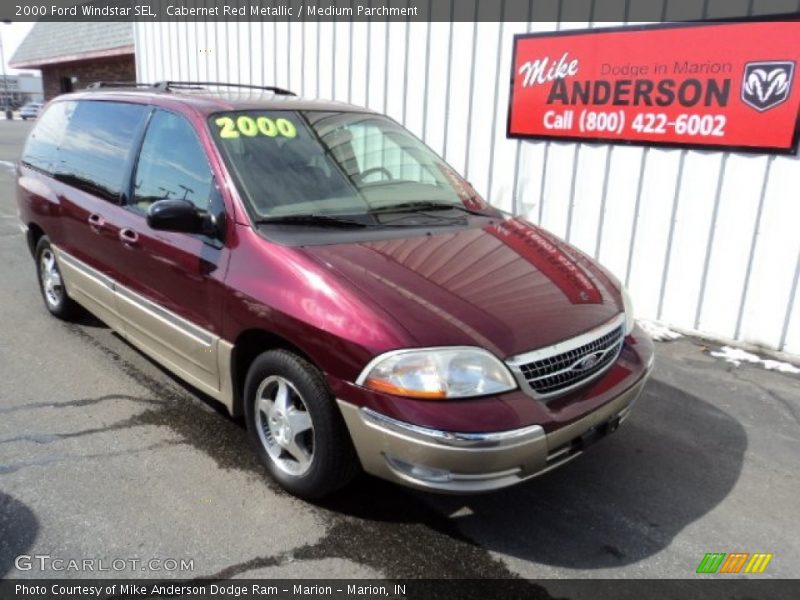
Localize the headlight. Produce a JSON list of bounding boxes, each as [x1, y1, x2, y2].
[[622, 286, 635, 335], [358, 347, 518, 399]]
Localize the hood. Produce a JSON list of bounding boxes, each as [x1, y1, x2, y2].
[[302, 217, 624, 358]]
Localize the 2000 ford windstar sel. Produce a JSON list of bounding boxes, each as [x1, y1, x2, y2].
[[16, 81, 653, 499]]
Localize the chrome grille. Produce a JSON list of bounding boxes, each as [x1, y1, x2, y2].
[[509, 318, 625, 398]]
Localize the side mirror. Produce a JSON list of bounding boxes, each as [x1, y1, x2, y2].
[[146, 199, 204, 234]]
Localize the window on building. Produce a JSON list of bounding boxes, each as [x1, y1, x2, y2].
[[60, 77, 74, 94]]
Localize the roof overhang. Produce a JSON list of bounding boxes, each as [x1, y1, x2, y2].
[[9, 45, 134, 69]]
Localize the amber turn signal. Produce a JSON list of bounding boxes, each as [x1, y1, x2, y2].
[[364, 377, 448, 399]]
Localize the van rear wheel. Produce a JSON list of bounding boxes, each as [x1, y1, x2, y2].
[[244, 349, 360, 499], [35, 236, 81, 320]]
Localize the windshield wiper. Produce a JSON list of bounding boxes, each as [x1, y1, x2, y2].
[[369, 201, 487, 216], [255, 214, 367, 228]]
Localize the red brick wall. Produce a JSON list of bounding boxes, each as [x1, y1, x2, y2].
[[41, 55, 136, 100]]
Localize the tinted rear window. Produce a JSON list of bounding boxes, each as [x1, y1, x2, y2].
[[21, 101, 75, 173], [56, 101, 149, 202]]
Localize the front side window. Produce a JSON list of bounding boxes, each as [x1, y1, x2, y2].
[[209, 110, 486, 221], [132, 110, 213, 213], [56, 101, 148, 202]]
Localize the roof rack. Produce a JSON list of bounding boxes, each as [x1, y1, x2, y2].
[[85, 81, 155, 90], [153, 81, 297, 96]]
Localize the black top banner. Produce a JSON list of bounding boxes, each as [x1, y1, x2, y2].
[[3, 0, 800, 22]]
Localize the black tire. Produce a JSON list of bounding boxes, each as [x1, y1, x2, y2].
[[35, 236, 81, 320], [244, 349, 360, 499]]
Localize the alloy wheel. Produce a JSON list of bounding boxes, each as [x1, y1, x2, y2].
[[40, 249, 64, 309], [254, 375, 315, 476]]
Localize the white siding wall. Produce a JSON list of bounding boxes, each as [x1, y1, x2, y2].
[[134, 11, 800, 355]]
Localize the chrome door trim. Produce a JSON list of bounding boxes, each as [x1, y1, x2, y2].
[[115, 284, 214, 348], [54, 247, 123, 331], [58, 248, 214, 350], [53, 244, 236, 414], [57, 250, 115, 290]]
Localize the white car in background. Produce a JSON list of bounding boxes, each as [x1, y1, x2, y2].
[[20, 102, 43, 120]]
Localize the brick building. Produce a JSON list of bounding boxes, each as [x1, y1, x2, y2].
[[9, 23, 134, 100]]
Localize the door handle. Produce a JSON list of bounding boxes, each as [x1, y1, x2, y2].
[[87, 213, 105, 229], [119, 228, 139, 246]]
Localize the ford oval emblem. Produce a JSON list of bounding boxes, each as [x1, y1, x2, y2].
[[574, 351, 603, 372]]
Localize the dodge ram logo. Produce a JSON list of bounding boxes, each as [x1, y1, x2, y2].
[[741, 61, 795, 112]]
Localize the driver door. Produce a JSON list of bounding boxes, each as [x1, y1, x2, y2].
[[107, 109, 230, 396]]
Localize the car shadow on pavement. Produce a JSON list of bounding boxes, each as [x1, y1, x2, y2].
[[322, 377, 747, 571], [124, 329, 743, 575], [0, 493, 39, 577], [424, 378, 747, 569], [52, 317, 747, 577], [72, 309, 109, 329]]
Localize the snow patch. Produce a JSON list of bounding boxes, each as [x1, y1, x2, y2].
[[710, 346, 800, 374], [637, 319, 682, 342]]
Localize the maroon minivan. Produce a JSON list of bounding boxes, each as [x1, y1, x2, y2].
[[16, 82, 653, 499]]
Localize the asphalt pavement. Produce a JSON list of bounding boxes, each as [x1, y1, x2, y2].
[[1, 119, 799, 587]]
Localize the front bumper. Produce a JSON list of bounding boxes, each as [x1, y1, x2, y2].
[[338, 370, 650, 493]]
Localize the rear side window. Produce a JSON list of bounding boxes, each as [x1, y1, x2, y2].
[[21, 101, 75, 173], [132, 110, 213, 212], [56, 101, 148, 202]]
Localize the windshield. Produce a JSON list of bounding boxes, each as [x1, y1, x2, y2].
[[208, 110, 489, 221]]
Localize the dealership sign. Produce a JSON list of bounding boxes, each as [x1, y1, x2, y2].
[[507, 20, 800, 154]]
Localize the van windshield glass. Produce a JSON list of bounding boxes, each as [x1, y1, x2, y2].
[[208, 110, 487, 220]]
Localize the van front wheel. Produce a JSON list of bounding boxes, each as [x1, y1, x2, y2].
[[244, 349, 359, 499]]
